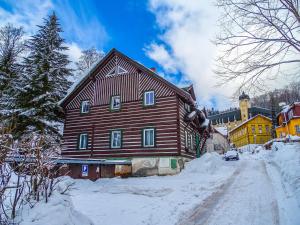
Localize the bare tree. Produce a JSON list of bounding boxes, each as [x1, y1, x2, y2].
[[76, 47, 104, 74], [215, 0, 300, 93]]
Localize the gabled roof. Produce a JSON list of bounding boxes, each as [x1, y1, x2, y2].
[[182, 84, 196, 101], [60, 48, 194, 107], [229, 114, 272, 133]]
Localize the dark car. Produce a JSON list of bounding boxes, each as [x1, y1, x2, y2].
[[224, 150, 239, 161]]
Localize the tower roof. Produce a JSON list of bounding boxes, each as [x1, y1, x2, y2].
[[239, 91, 250, 100]]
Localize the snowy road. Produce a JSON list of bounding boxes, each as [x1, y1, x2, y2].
[[178, 158, 300, 225]]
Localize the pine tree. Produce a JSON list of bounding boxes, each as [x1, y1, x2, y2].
[[0, 24, 25, 130], [15, 12, 72, 137]]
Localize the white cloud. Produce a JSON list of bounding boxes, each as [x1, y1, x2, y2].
[[0, 0, 106, 66], [65, 42, 82, 68], [145, 43, 179, 74], [0, 0, 53, 35], [146, 0, 238, 109]]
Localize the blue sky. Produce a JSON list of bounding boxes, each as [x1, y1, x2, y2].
[[0, 0, 236, 109]]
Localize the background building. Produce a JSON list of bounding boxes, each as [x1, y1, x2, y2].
[[229, 115, 272, 147], [208, 92, 272, 131], [276, 102, 300, 138]]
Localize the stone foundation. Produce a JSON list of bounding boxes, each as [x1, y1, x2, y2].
[[131, 157, 190, 176]]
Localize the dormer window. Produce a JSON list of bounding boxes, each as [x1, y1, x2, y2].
[[80, 100, 90, 114], [144, 91, 155, 106], [110, 95, 121, 111]]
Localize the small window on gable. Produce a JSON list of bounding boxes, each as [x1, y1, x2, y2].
[[107, 68, 116, 76], [117, 66, 127, 74], [144, 91, 155, 106], [110, 96, 121, 111], [81, 100, 90, 114], [106, 66, 128, 76], [79, 133, 88, 150]]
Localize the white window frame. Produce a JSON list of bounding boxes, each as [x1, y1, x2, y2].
[[143, 128, 155, 147], [110, 95, 121, 110], [258, 125, 262, 134], [81, 100, 90, 114], [185, 130, 188, 149], [184, 103, 191, 112], [111, 130, 122, 148], [144, 91, 155, 106], [190, 133, 193, 150], [79, 133, 88, 149]]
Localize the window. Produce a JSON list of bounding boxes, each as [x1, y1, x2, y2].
[[117, 66, 127, 74], [185, 130, 188, 149], [80, 100, 90, 113], [296, 125, 300, 134], [144, 91, 155, 106], [189, 133, 193, 150], [111, 130, 122, 148], [265, 125, 270, 134], [258, 125, 262, 134], [184, 103, 191, 112], [110, 96, 121, 111], [78, 133, 88, 149], [143, 128, 155, 147], [251, 125, 256, 134], [106, 66, 128, 76]]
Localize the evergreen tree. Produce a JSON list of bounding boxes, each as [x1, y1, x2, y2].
[[0, 24, 25, 128], [16, 12, 72, 137]]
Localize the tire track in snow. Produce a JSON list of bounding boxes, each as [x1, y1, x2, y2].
[[176, 162, 244, 225], [177, 160, 280, 225]]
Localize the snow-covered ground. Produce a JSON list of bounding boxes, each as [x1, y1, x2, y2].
[[18, 142, 300, 225]]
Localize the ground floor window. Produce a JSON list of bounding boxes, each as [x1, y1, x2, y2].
[[111, 130, 122, 148], [143, 128, 155, 147], [79, 133, 88, 149]]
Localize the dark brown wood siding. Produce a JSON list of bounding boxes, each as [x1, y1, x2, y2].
[[178, 98, 197, 159], [62, 52, 196, 159], [62, 95, 179, 158]]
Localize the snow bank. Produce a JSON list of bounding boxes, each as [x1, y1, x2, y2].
[[19, 180, 93, 225], [238, 144, 260, 153], [181, 152, 225, 175], [18, 153, 238, 225], [269, 142, 300, 205]]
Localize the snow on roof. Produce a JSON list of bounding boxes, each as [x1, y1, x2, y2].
[[215, 127, 228, 136], [229, 114, 271, 133]]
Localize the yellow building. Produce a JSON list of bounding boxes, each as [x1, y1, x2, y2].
[[208, 92, 272, 132], [229, 114, 272, 147], [276, 102, 300, 138]]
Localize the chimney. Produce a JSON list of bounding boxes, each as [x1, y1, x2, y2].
[[150, 67, 156, 72]]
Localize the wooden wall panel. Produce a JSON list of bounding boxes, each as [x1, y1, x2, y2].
[[62, 95, 179, 158], [66, 81, 95, 110]]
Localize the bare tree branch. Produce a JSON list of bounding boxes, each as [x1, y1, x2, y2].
[[215, 0, 300, 93]]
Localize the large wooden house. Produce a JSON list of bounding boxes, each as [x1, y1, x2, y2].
[[59, 49, 209, 179]]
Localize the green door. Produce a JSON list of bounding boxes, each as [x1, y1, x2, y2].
[[196, 133, 200, 158]]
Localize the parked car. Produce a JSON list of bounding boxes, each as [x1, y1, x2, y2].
[[224, 150, 239, 161]]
